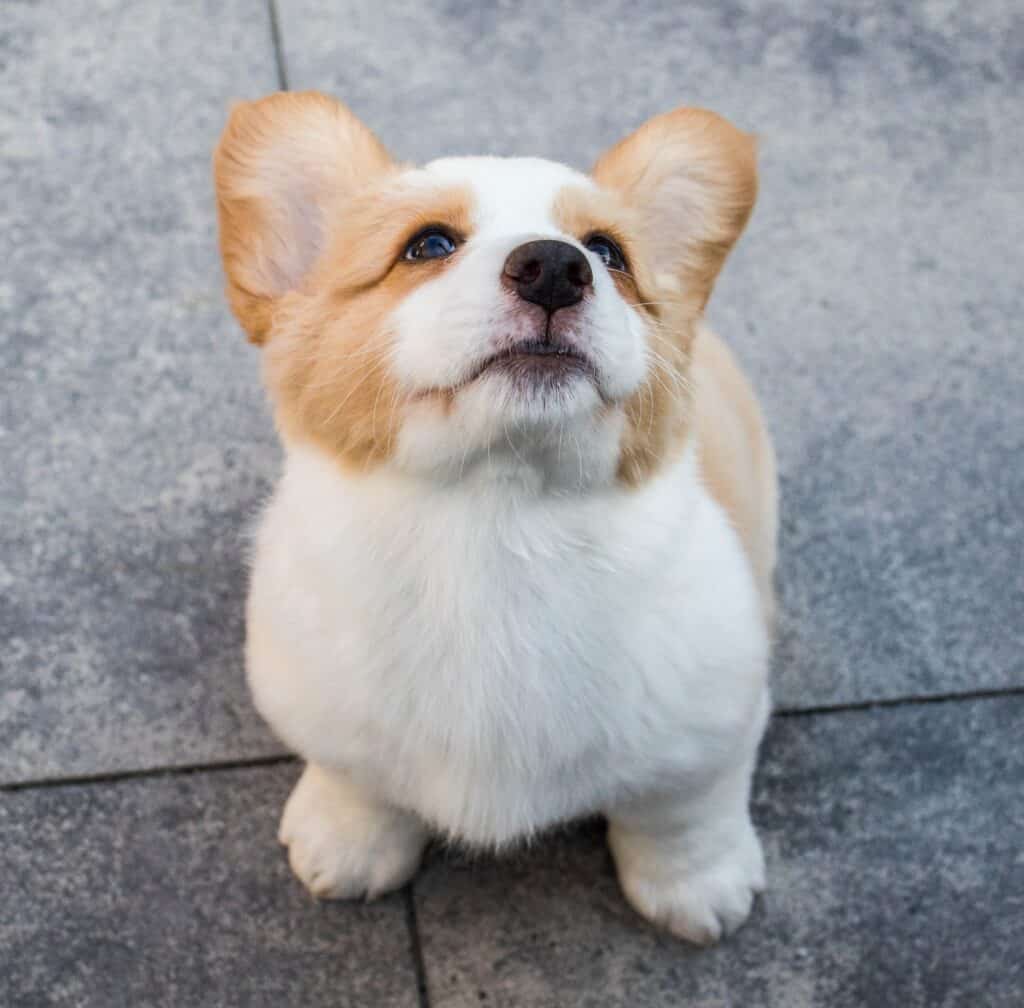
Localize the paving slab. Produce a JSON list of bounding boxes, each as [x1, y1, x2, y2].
[[0, 762, 420, 1008], [1, 1, 285, 781], [412, 695, 1024, 1007], [278, 0, 1024, 707]]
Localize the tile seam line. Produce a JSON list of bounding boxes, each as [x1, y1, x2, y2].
[[403, 887, 432, 1008], [773, 685, 1024, 719], [2, 686, 1023, 794], [0, 753, 298, 794], [267, 0, 290, 90]]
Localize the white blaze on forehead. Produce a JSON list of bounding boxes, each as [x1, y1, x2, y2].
[[423, 156, 595, 239]]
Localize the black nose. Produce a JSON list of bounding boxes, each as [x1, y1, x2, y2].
[[503, 240, 593, 313]]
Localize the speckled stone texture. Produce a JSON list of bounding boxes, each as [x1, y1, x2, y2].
[[0, 763, 420, 1008], [277, 0, 1024, 707], [413, 696, 1024, 1008], [1, 0, 283, 781], [2, 1, 1024, 1006]]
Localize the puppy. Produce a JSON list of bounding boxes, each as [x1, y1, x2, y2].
[[213, 91, 776, 945]]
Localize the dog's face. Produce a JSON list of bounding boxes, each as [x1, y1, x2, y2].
[[214, 92, 756, 487]]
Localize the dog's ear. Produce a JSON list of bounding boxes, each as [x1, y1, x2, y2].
[[213, 91, 393, 343], [592, 109, 757, 311]]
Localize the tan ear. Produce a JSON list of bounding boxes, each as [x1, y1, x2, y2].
[[213, 91, 393, 343], [592, 108, 757, 310]]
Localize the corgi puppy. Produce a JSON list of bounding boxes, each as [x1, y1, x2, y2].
[[213, 91, 776, 945]]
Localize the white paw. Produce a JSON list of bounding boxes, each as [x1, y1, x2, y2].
[[279, 765, 427, 900], [610, 818, 766, 945]]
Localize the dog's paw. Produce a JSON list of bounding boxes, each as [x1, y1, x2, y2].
[[610, 818, 765, 945], [279, 764, 427, 900]]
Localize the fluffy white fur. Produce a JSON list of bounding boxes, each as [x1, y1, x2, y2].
[[249, 436, 769, 942]]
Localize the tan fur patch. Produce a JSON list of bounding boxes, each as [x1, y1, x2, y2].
[[615, 339, 692, 488], [691, 325, 777, 620], [266, 183, 476, 469], [578, 108, 759, 488]]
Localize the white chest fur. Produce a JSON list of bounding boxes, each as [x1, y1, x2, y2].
[[246, 443, 769, 847]]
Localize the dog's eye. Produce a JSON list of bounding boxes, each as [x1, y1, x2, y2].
[[404, 228, 458, 261], [584, 234, 627, 273]]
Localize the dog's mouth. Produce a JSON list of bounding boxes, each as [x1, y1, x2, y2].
[[409, 336, 604, 406], [469, 339, 598, 387]]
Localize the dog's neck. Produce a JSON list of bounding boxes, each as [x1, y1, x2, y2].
[[277, 432, 702, 546], [282, 408, 642, 497]]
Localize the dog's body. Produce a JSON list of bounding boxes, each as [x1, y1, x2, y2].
[[215, 94, 776, 944]]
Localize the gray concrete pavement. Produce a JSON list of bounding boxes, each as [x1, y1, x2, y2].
[[2, 1, 1021, 1004]]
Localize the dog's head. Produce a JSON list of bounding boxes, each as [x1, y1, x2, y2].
[[214, 92, 755, 488]]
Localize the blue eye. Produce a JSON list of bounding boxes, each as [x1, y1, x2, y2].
[[404, 229, 458, 261], [584, 234, 627, 272]]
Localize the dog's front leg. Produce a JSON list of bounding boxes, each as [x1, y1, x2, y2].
[[607, 749, 766, 945], [278, 763, 428, 900]]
